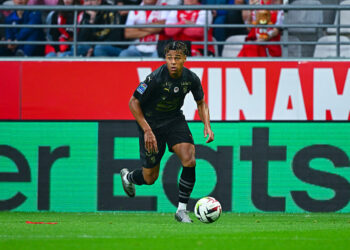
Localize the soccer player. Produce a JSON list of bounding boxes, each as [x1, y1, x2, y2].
[[121, 41, 214, 223]]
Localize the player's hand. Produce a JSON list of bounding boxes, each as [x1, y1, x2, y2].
[[204, 127, 214, 143], [144, 129, 158, 154]]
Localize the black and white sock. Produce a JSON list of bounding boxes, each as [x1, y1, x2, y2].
[[178, 166, 196, 211], [126, 169, 146, 185]]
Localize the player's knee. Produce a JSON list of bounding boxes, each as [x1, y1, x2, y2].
[[182, 156, 196, 168]]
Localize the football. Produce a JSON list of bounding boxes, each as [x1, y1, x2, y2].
[[194, 197, 222, 223]]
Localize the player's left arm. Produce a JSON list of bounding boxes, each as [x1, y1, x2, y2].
[[196, 99, 214, 143]]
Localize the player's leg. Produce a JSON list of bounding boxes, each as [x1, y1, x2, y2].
[[166, 117, 196, 223], [172, 142, 196, 223], [142, 164, 160, 184], [120, 163, 160, 197], [120, 127, 165, 197]]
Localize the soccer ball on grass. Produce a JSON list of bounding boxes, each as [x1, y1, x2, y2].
[[194, 197, 222, 223]]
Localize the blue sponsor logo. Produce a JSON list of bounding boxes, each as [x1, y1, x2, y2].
[[136, 82, 148, 94]]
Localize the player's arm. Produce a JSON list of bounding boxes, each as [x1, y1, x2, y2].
[[196, 99, 214, 143], [129, 96, 158, 153]]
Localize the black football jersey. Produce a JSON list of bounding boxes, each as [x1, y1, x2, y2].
[[133, 64, 204, 128]]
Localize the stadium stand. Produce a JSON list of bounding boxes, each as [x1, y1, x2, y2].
[[213, 37, 219, 57], [319, 0, 337, 26], [284, 0, 324, 57], [327, 0, 350, 35], [221, 34, 245, 57], [313, 35, 350, 57], [1, 2, 350, 58], [45, 11, 55, 43], [284, 35, 302, 58]]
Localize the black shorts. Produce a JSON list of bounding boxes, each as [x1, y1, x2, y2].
[[138, 117, 194, 168]]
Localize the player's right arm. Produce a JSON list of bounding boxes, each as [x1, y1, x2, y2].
[[129, 96, 158, 154]]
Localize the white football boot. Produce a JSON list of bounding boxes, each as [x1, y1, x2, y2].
[[120, 168, 135, 197], [175, 210, 193, 223]]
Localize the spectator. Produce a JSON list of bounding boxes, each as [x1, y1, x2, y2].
[[165, 0, 215, 56], [45, 0, 83, 57], [0, 11, 8, 56], [200, 0, 228, 56], [116, 0, 142, 24], [225, 0, 249, 39], [1, 0, 15, 18], [244, 0, 282, 26], [28, 0, 58, 5], [78, 0, 126, 57], [119, 0, 169, 57], [160, 0, 182, 5], [0, 11, 4, 39], [3, 0, 45, 56], [238, 0, 283, 57], [118, 0, 142, 5]]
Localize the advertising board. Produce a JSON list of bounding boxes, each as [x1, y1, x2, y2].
[[1, 121, 349, 213]]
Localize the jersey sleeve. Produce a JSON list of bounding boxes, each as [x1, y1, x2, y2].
[[191, 73, 204, 102], [125, 10, 136, 26], [196, 10, 213, 26], [160, 8, 170, 20], [165, 10, 183, 36], [275, 10, 284, 26], [133, 73, 157, 104], [165, 10, 178, 24]]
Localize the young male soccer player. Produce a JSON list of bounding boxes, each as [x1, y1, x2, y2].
[[121, 41, 214, 223]]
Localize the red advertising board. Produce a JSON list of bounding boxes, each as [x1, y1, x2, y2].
[[0, 61, 21, 119], [20, 61, 165, 120], [0, 60, 349, 120]]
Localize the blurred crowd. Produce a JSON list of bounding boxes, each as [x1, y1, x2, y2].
[[0, 0, 285, 57]]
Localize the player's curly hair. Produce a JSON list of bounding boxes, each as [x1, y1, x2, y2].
[[164, 41, 189, 56]]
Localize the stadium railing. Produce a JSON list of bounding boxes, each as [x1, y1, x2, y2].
[[0, 4, 350, 58]]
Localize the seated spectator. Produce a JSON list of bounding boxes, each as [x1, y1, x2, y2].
[[165, 0, 215, 56], [27, 0, 59, 19], [28, 0, 59, 5], [201, 0, 228, 56], [78, 0, 126, 57], [1, 0, 15, 18], [244, 0, 282, 26], [116, 0, 142, 24], [225, 0, 249, 39], [45, 0, 83, 57], [0, 11, 8, 56], [119, 0, 169, 57], [238, 0, 283, 57], [0, 11, 4, 39], [2, 0, 45, 56], [117, 0, 142, 5], [160, 0, 182, 5]]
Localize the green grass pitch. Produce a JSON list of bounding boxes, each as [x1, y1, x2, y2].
[[1, 212, 350, 250]]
